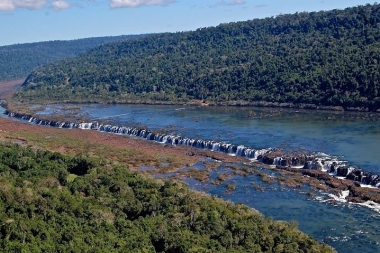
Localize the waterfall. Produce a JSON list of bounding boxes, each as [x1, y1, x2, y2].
[[79, 122, 93, 129], [4, 109, 380, 189], [273, 157, 281, 166]]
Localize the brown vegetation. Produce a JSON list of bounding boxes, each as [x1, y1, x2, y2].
[[0, 117, 246, 174], [0, 78, 24, 100]]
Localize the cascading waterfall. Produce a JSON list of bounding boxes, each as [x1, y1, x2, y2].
[[4, 109, 380, 188], [3, 110, 274, 160]]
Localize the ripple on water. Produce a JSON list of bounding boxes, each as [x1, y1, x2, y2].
[[166, 162, 380, 253]]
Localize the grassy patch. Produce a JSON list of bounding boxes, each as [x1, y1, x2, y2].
[[66, 174, 78, 183]]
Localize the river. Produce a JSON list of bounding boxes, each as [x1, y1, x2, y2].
[[5, 103, 380, 252]]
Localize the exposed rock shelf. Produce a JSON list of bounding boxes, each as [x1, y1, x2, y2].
[[4, 109, 380, 204]]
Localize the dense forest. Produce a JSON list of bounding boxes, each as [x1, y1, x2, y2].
[[0, 142, 333, 252], [17, 3, 380, 111], [0, 35, 143, 81]]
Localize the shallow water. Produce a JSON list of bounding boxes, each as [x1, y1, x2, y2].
[[166, 163, 380, 253], [11, 103, 380, 252], [37, 104, 380, 173]]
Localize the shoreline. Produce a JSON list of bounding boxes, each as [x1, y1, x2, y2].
[[2, 78, 380, 207], [2, 108, 380, 206], [6, 97, 380, 114], [2, 77, 380, 114]]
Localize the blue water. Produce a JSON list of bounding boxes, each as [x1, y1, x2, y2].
[[170, 163, 380, 253], [38, 104, 380, 173], [23, 104, 380, 252]]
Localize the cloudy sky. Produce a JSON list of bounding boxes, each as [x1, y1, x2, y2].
[[0, 0, 376, 46]]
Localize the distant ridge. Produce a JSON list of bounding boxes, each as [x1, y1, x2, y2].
[[18, 3, 380, 111], [0, 34, 145, 81]]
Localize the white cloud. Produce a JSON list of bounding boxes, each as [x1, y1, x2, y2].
[[0, 0, 176, 11], [109, 0, 175, 8], [0, 0, 48, 11], [51, 0, 70, 11], [0, 0, 73, 11], [0, 0, 15, 11]]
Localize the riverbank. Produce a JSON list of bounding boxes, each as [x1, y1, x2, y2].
[[2, 109, 380, 207], [0, 134, 337, 253], [7, 96, 376, 114], [0, 117, 246, 171], [2, 78, 380, 206], [3, 101, 380, 251], [3, 77, 379, 115], [0, 78, 24, 100]]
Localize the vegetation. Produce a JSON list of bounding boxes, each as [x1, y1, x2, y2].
[[17, 3, 380, 111], [0, 35, 144, 81], [0, 142, 333, 252]]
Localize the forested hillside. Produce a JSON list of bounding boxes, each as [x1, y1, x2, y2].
[[0, 35, 143, 81], [0, 143, 333, 252], [19, 3, 380, 111]]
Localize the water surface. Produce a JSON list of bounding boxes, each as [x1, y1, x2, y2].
[[37, 104, 380, 173], [25, 104, 380, 252]]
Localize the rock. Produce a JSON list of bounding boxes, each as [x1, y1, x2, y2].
[[346, 168, 362, 182], [348, 187, 380, 203], [304, 160, 323, 170], [290, 155, 307, 167], [329, 162, 337, 173], [259, 151, 284, 165], [336, 166, 350, 177], [302, 170, 330, 180]]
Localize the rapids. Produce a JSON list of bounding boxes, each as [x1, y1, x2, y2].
[[2, 104, 380, 252]]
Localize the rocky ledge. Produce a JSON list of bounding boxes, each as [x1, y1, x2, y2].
[[259, 152, 380, 204], [4, 109, 380, 204]]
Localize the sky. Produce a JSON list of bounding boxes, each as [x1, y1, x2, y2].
[[0, 0, 377, 46]]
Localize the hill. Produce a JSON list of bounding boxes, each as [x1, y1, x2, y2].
[[0, 142, 333, 252], [17, 3, 380, 111], [0, 35, 143, 81]]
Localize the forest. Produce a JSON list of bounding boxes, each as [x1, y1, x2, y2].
[[17, 3, 380, 111], [0, 35, 143, 81], [0, 142, 333, 252]]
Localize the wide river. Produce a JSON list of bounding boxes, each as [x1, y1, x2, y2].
[[8, 104, 380, 252]]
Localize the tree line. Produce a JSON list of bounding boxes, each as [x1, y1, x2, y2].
[[0, 35, 144, 81], [18, 3, 380, 111]]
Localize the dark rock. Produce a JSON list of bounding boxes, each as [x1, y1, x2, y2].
[[336, 166, 350, 177], [346, 168, 362, 182], [329, 162, 337, 173], [280, 158, 289, 167], [304, 160, 323, 170], [291, 156, 307, 167]]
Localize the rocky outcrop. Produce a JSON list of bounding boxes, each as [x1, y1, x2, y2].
[[347, 186, 380, 203], [260, 151, 380, 189], [4, 109, 380, 191]]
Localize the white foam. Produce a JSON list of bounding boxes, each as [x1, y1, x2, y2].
[[340, 190, 350, 199], [78, 122, 92, 129], [316, 191, 380, 213], [291, 165, 305, 169], [360, 184, 377, 188], [355, 201, 380, 213], [327, 190, 349, 203]]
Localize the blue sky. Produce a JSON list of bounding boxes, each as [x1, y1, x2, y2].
[[0, 0, 377, 46]]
